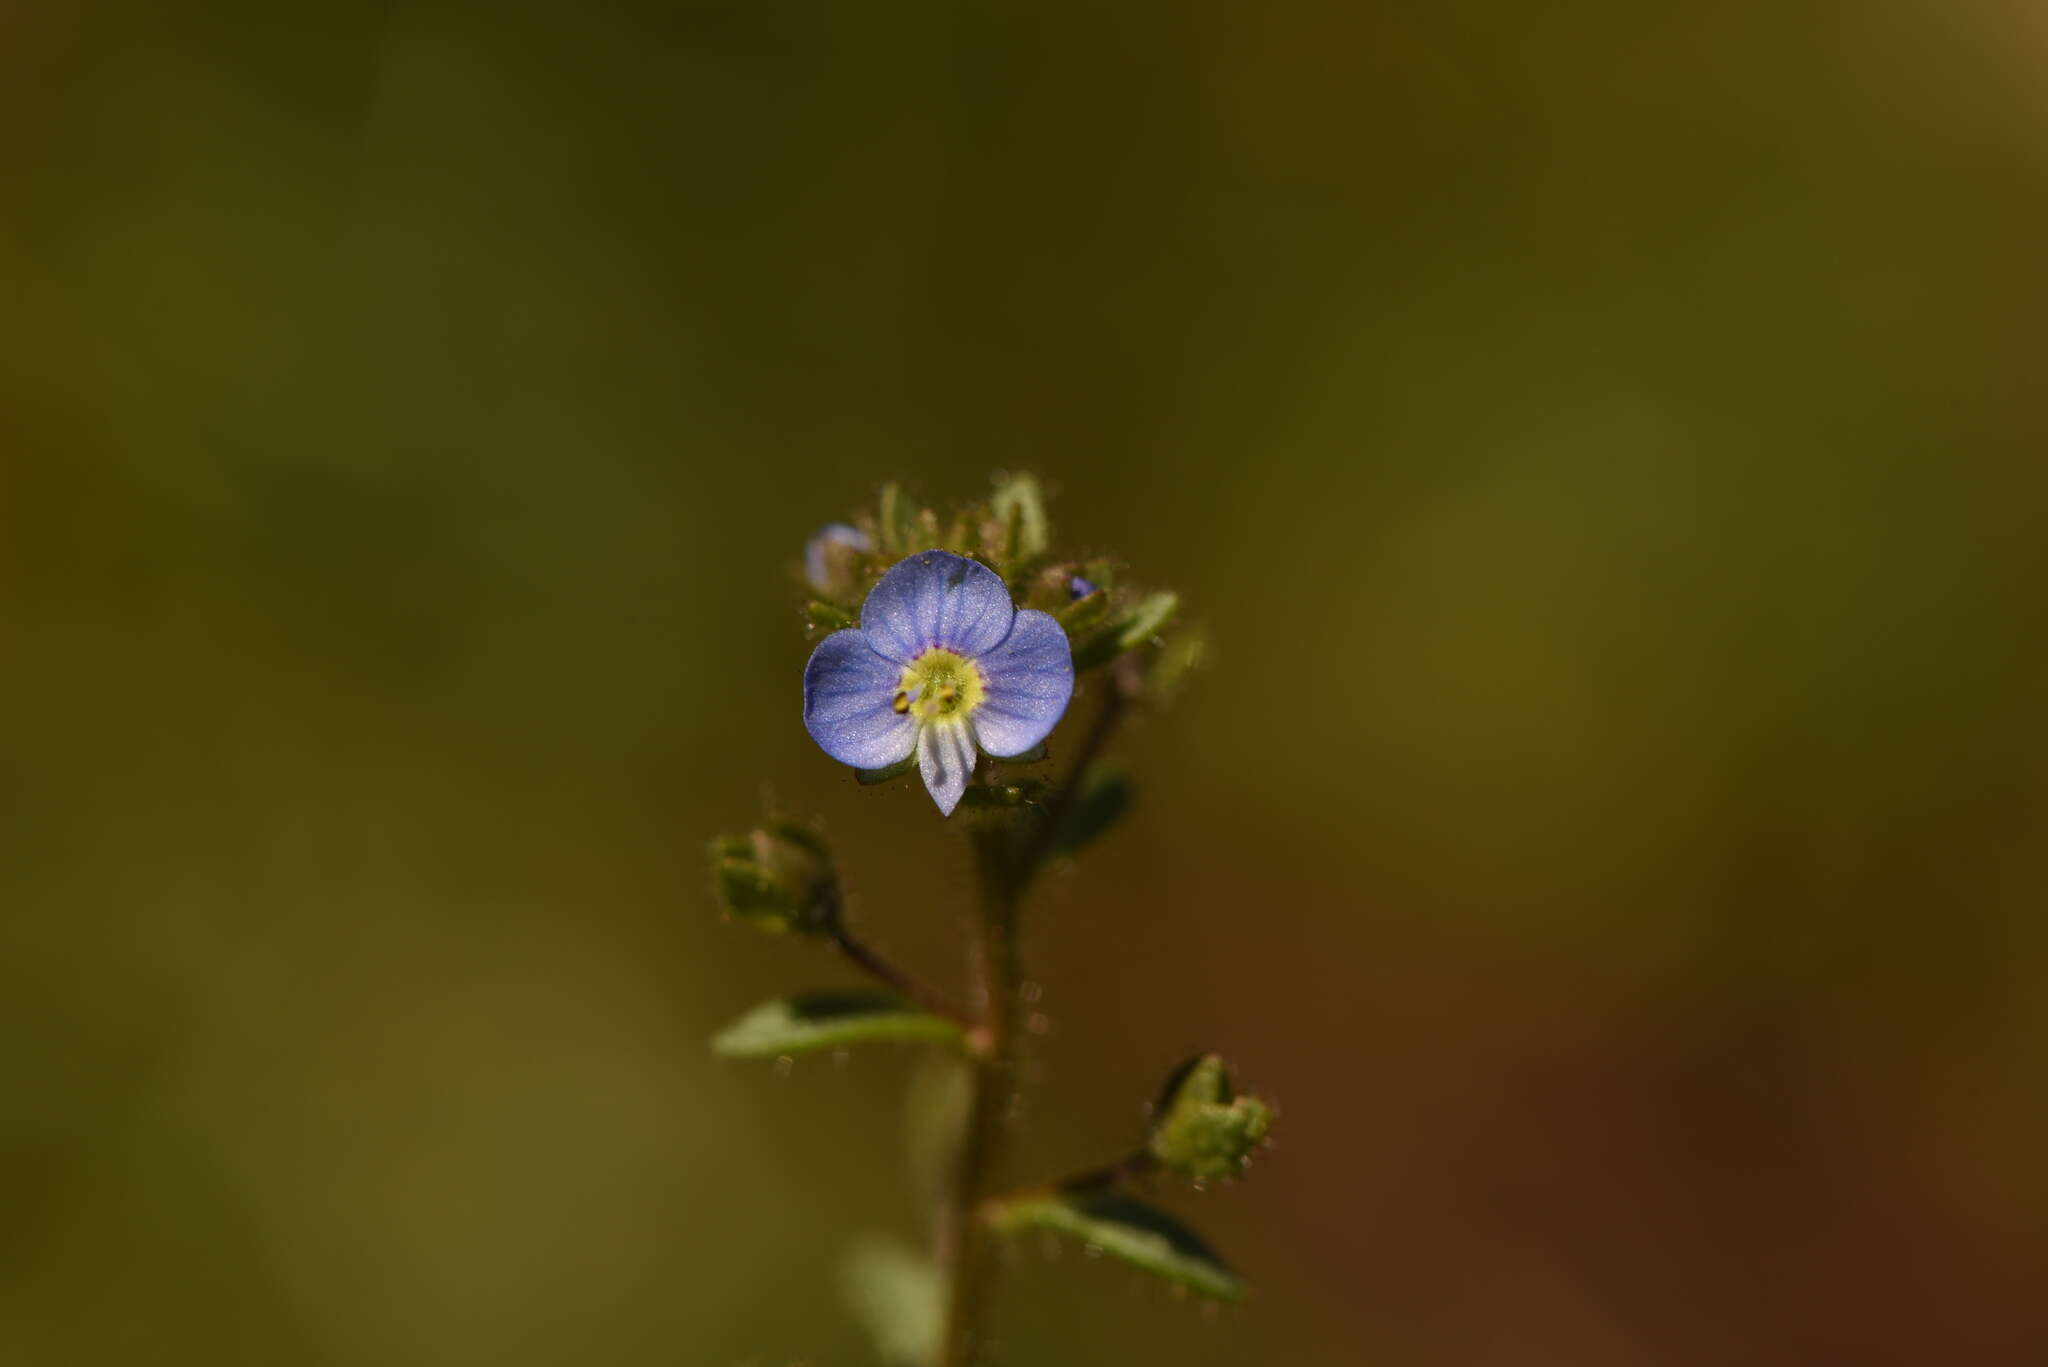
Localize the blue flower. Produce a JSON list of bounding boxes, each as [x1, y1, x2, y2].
[[804, 523, 872, 594], [803, 550, 1075, 815], [1068, 574, 1099, 600]]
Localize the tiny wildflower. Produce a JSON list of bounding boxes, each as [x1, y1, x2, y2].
[[1068, 574, 1099, 600], [804, 522, 872, 595], [803, 550, 1075, 815]]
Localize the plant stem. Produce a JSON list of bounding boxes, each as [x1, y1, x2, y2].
[[830, 926, 969, 1026], [933, 817, 1023, 1367], [932, 813, 1027, 1367], [932, 673, 1138, 1366]]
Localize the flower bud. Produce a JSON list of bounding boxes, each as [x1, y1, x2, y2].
[[1147, 1055, 1273, 1181], [803, 523, 872, 598], [708, 822, 841, 936]]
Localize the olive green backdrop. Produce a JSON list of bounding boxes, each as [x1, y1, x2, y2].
[[4, 3, 2044, 1364]]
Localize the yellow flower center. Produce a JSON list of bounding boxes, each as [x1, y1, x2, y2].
[[893, 649, 984, 724]]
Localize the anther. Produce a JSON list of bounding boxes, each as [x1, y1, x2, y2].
[[891, 690, 911, 714]]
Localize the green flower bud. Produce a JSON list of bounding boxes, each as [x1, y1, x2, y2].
[[1147, 1055, 1273, 1181], [708, 822, 840, 936]]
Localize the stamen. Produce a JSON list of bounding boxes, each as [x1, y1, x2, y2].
[[891, 690, 911, 714]]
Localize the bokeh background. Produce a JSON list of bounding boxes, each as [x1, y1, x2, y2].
[[5, 3, 2046, 1363]]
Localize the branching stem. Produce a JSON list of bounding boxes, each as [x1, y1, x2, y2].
[[830, 925, 968, 1026]]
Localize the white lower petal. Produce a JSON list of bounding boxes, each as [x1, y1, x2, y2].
[[916, 718, 977, 816]]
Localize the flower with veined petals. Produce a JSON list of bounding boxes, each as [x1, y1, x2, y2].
[[803, 550, 1074, 815]]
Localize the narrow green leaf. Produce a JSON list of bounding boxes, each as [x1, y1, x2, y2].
[[876, 482, 912, 554], [1052, 764, 1129, 858], [843, 1235, 941, 1367], [990, 471, 1050, 559], [993, 1192, 1244, 1301], [1115, 591, 1179, 650], [1072, 591, 1181, 670], [807, 600, 858, 631], [711, 990, 965, 1059]]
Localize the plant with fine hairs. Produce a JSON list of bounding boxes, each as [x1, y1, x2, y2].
[[709, 475, 1274, 1366]]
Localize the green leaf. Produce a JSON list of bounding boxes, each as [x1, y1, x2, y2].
[[807, 599, 858, 631], [1052, 764, 1129, 858], [993, 1192, 1244, 1301], [711, 990, 965, 1059], [1072, 591, 1181, 670], [843, 1234, 941, 1367], [1115, 591, 1179, 650]]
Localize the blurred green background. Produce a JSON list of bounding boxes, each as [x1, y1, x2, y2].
[[5, 2, 2046, 1363]]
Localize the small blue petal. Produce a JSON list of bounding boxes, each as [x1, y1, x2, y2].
[[860, 550, 1015, 665], [804, 523, 871, 592], [970, 609, 1075, 758], [917, 718, 977, 816], [803, 629, 916, 770], [1069, 575, 1098, 600]]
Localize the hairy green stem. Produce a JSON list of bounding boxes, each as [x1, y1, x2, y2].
[[933, 819, 1023, 1367], [932, 672, 1136, 1365]]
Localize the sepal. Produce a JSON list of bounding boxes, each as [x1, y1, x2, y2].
[[707, 822, 840, 936], [1147, 1055, 1274, 1181], [1056, 586, 1111, 636]]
